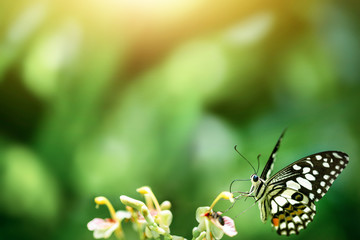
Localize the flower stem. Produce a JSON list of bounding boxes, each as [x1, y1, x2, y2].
[[95, 196, 125, 239], [127, 206, 144, 240], [205, 218, 211, 240], [209, 192, 233, 210], [95, 196, 119, 221], [137, 186, 162, 213], [114, 228, 124, 239]]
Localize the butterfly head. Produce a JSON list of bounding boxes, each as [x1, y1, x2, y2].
[[249, 174, 262, 195], [251, 174, 259, 182]]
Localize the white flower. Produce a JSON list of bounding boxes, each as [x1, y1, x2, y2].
[[87, 196, 131, 239], [87, 218, 119, 239]]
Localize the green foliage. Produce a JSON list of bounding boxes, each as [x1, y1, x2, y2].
[[0, 1, 359, 240]]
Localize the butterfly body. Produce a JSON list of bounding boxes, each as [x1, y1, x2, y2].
[[247, 131, 349, 235]]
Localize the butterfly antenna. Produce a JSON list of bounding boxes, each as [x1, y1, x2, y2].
[[222, 195, 244, 214], [256, 154, 261, 175], [229, 179, 250, 193], [234, 145, 257, 174], [223, 191, 254, 214]]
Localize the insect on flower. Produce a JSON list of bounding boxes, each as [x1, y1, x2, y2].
[[204, 211, 237, 238], [193, 192, 237, 239]]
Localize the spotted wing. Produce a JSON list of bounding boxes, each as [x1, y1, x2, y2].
[[264, 186, 316, 235], [265, 151, 349, 235], [267, 151, 349, 202], [260, 129, 286, 180]]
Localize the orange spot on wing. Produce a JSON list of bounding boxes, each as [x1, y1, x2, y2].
[[272, 218, 279, 227]]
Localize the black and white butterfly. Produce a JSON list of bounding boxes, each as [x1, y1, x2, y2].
[[237, 130, 349, 236]]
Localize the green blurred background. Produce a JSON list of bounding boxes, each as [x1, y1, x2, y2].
[[0, 0, 359, 239]]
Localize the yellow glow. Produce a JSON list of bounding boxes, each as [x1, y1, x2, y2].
[[123, 0, 194, 10], [87, 0, 200, 17]]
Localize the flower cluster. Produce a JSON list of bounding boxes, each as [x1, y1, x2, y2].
[[87, 187, 237, 240], [120, 186, 181, 240]]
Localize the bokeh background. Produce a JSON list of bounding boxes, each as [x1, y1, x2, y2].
[[0, 0, 359, 239]]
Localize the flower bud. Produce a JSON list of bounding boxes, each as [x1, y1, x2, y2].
[[160, 200, 171, 210], [136, 186, 152, 195], [120, 195, 145, 211], [159, 210, 173, 227], [94, 196, 107, 205]]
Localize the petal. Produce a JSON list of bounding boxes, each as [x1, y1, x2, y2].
[[92, 221, 119, 239], [137, 209, 159, 224], [209, 221, 225, 239], [221, 216, 237, 237], [159, 210, 173, 227], [195, 207, 210, 223], [115, 210, 131, 220], [103, 221, 119, 238], [93, 229, 108, 239], [87, 218, 113, 231], [88, 218, 119, 239]]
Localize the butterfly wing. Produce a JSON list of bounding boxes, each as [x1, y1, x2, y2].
[[266, 187, 316, 235], [260, 129, 287, 180], [264, 151, 349, 235], [268, 151, 349, 201]]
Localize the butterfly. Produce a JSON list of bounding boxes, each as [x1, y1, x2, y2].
[[238, 130, 349, 235]]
